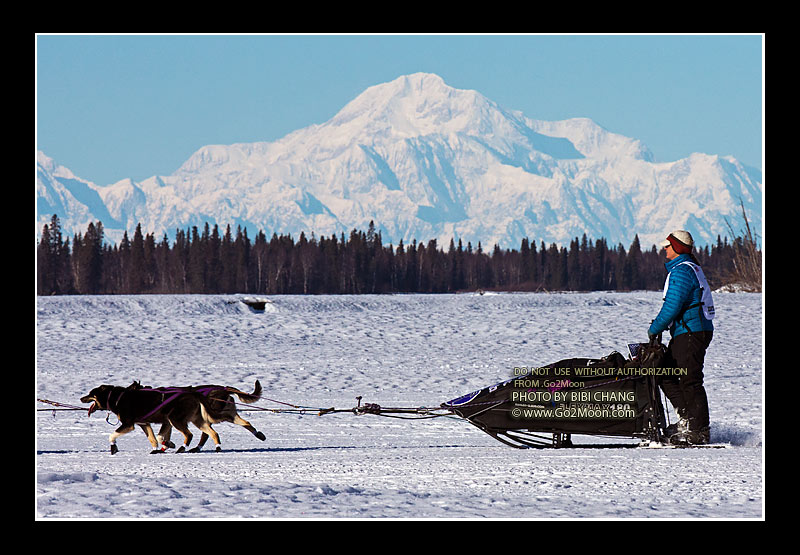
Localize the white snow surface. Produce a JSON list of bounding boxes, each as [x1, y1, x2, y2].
[[36, 291, 763, 519]]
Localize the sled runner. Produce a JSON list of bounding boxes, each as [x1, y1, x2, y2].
[[441, 339, 671, 448]]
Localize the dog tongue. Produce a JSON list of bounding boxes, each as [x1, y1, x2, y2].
[[88, 402, 97, 416]]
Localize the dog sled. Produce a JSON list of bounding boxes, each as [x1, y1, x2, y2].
[[439, 340, 669, 448]]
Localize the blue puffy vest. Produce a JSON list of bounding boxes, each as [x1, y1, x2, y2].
[[649, 254, 715, 338]]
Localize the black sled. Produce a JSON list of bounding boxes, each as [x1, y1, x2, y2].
[[442, 338, 671, 448]]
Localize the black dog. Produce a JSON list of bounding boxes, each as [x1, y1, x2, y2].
[[81, 382, 198, 454]]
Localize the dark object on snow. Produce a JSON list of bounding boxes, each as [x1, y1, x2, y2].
[[442, 338, 669, 448], [240, 297, 270, 311]]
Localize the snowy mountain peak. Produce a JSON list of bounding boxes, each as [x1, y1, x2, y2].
[[328, 73, 487, 138], [37, 73, 762, 250]]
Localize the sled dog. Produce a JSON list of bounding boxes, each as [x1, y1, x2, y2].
[[152, 381, 266, 452]]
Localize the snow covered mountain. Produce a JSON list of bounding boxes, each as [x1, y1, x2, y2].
[[36, 72, 762, 249]]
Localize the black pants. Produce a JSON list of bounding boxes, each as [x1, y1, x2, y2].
[[660, 331, 713, 430]]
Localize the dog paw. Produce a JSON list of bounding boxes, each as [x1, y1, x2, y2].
[[150, 449, 165, 454], [176, 446, 186, 454], [215, 446, 222, 452], [188, 446, 201, 453], [110, 444, 119, 455], [256, 431, 266, 441]]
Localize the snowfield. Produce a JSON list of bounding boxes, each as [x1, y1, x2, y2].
[[35, 291, 763, 519]]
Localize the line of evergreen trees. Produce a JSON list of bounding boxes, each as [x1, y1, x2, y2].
[[36, 214, 750, 296]]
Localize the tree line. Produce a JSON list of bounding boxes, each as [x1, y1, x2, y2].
[[36, 214, 759, 296]]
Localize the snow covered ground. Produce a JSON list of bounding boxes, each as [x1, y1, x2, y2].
[[35, 291, 763, 519]]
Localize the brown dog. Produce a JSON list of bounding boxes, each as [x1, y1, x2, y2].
[[150, 382, 266, 453], [80, 381, 265, 454]]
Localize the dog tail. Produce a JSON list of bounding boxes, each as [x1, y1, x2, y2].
[[227, 380, 262, 404]]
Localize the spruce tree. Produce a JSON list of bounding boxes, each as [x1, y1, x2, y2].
[[130, 224, 145, 293], [187, 226, 205, 293], [143, 231, 157, 291]]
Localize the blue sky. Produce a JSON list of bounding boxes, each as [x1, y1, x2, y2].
[[36, 34, 763, 187]]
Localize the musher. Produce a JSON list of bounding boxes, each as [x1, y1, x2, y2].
[[648, 230, 715, 445]]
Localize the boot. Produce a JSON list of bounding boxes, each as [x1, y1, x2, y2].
[[669, 425, 710, 445], [664, 417, 689, 440], [686, 426, 710, 445]]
